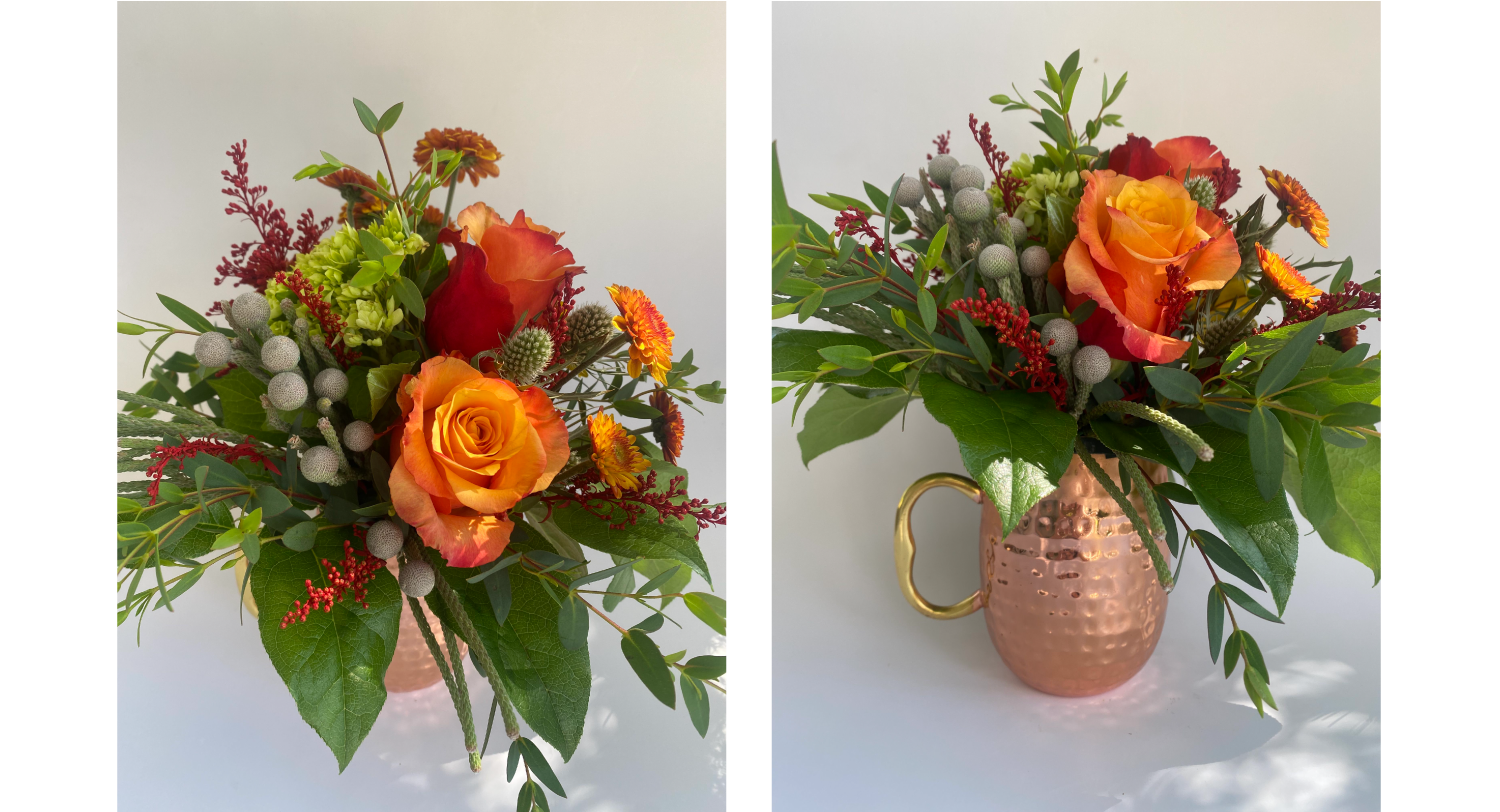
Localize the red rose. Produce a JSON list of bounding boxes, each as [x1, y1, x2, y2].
[[425, 203, 582, 359]]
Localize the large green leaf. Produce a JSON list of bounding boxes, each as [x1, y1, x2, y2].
[[1183, 425, 1300, 614], [549, 492, 712, 586], [208, 368, 284, 443], [772, 328, 905, 389], [919, 374, 1077, 535], [1276, 346, 1380, 415], [252, 525, 400, 772], [1284, 436, 1380, 583], [797, 386, 905, 466], [426, 535, 591, 761]]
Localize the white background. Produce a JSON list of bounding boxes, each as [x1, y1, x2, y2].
[[772, 3, 1380, 810], [116, 3, 727, 810]]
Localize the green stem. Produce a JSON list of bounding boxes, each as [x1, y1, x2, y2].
[[1075, 439, 1173, 589], [442, 174, 459, 224], [411, 535, 520, 739], [408, 595, 475, 764], [440, 619, 482, 771]]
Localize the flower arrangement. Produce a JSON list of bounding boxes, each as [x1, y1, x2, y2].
[[118, 99, 727, 802], [770, 51, 1379, 714]]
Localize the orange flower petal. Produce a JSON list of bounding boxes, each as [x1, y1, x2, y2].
[[1256, 243, 1323, 302], [521, 386, 570, 491], [1153, 136, 1225, 180], [1182, 208, 1242, 291], [1065, 239, 1189, 364], [477, 210, 581, 323]]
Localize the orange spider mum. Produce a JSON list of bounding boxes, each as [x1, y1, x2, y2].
[[1256, 243, 1322, 303], [1260, 166, 1330, 248], [414, 127, 502, 188], [650, 389, 685, 464], [588, 411, 652, 497], [608, 285, 675, 383]]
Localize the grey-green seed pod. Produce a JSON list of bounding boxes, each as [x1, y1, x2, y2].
[[194, 331, 232, 368], [927, 155, 959, 186], [299, 445, 339, 484], [342, 420, 374, 453], [1073, 345, 1112, 385], [260, 335, 300, 373], [267, 371, 308, 411], [1021, 245, 1052, 279], [1185, 175, 1217, 211], [1006, 216, 1027, 243], [502, 327, 555, 386], [949, 164, 985, 191], [1041, 318, 1078, 357], [400, 560, 436, 597], [232, 291, 270, 327], [365, 520, 403, 560], [893, 175, 925, 207], [314, 367, 348, 401], [566, 303, 613, 345], [953, 188, 992, 224], [978, 244, 1019, 280]]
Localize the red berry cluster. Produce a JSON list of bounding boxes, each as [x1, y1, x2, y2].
[[1254, 280, 1382, 335], [144, 435, 280, 505], [1154, 264, 1193, 337], [968, 114, 1026, 216], [273, 268, 360, 367], [536, 271, 584, 389], [950, 290, 1068, 408], [543, 469, 727, 535], [210, 140, 330, 309], [279, 540, 383, 628]]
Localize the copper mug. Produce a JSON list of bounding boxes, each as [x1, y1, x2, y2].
[[894, 454, 1169, 697]]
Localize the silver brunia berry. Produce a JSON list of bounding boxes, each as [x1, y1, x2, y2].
[[299, 445, 340, 484], [953, 188, 992, 224], [1040, 318, 1078, 357], [1021, 245, 1052, 279], [267, 371, 308, 411], [978, 244, 1019, 280], [927, 154, 959, 186], [260, 335, 301, 373], [231, 291, 270, 327], [949, 164, 986, 192], [400, 560, 436, 597], [194, 331, 232, 368], [342, 420, 374, 453], [314, 368, 349, 401], [365, 520, 404, 560], [1073, 345, 1112, 385], [893, 175, 925, 207]]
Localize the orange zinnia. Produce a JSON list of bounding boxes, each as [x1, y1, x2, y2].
[[608, 285, 675, 383], [1260, 166, 1329, 248], [1255, 243, 1322, 303], [650, 389, 685, 464], [414, 127, 502, 188], [588, 411, 651, 496]]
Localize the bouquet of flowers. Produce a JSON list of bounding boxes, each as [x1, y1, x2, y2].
[[771, 51, 1378, 713], [118, 99, 727, 803]]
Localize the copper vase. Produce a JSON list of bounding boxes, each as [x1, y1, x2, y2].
[[894, 454, 1170, 697], [235, 557, 463, 693]]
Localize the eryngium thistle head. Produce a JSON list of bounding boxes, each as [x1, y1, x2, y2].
[[927, 155, 959, 186], [893, 175, 925, 207], [1073, 345, 1112, 385], [299, 445, 340, 484], [194, 331, 231, 368], [1021, 245, 1052, 279], [400, 560, 436, 597], [1198, 314, 1243, 348], [365, 520, 403, 560], [342, 420, 374, 453], [1041, 317, 1078, 357], [953, 188, 992, 224], [566, 303, 612, 345], [232, 291, 270, 327], [314, 368, 348, 401], [950, 164, 986, 192], [1185, 175, 1217, 211], [502, 327, 555, 385]]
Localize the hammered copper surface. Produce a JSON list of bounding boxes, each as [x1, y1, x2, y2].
[[980, 455, 1168, 697], [383, 560, 465, 693]]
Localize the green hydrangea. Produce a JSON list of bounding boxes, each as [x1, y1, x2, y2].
[[264, 211, 427, 350], [995, 155, 1078, 245]]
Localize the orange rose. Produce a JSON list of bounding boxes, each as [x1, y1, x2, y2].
[[1058, 169, 1240, 363], [388, 356, 569, 567]]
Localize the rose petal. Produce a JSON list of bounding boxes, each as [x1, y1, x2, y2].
[[1065, 238, 1188, 364], [521, 385, 571, 492], [1182, 208, 1242, 291], [425, 240, 518, 358], [1109, 134, 1173, 180], [1153, 136, 1224, 181]]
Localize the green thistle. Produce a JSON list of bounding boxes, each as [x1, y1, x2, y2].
[[1185, 175, 1217, 211], [501, 327, 555, 386]]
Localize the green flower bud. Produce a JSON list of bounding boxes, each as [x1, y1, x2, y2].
[[894, 175, 924, 207], [194, 331, 231, 368], [502, 327, 555, 386], [1073, 345, 1111, 385], [1041, 318, 1078, 356], [927, 155, 959, 186], [1185, 175, 1217, 211], [313, 368, 348, 401], [950, 164, 985, 191], [978, 244, 1018, 280], [260, 335, 301, 373], [342, 420, 374, 453], [1021, 245, 1052, 279], [953, 188, 992, 224], [400, 560, 435, 597], [267, 371, 308, 411], [365, 520, 403, 560], [299, 445, 339, 484], [566, 303, 613, 347]]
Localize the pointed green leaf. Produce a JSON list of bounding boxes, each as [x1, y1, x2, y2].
[[620, 629, 675, 708], [919, 375, 1077, 535], [1256, 314, 1327, 397], [681, 673, 710, 737], [797, 387, 905, 466], [1219, 582, 1285, 624], [252, 526, 400, 771], [156, 294, 219, 334], [376, 102, 403, 133], [1247, 406, 1285, 501], [1207, 585, 1225, 663], [352, 98, 380, 134], [1145, 366, 1203, 404]]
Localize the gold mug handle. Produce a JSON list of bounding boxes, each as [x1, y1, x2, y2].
[[894, 473, 985, 620]]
